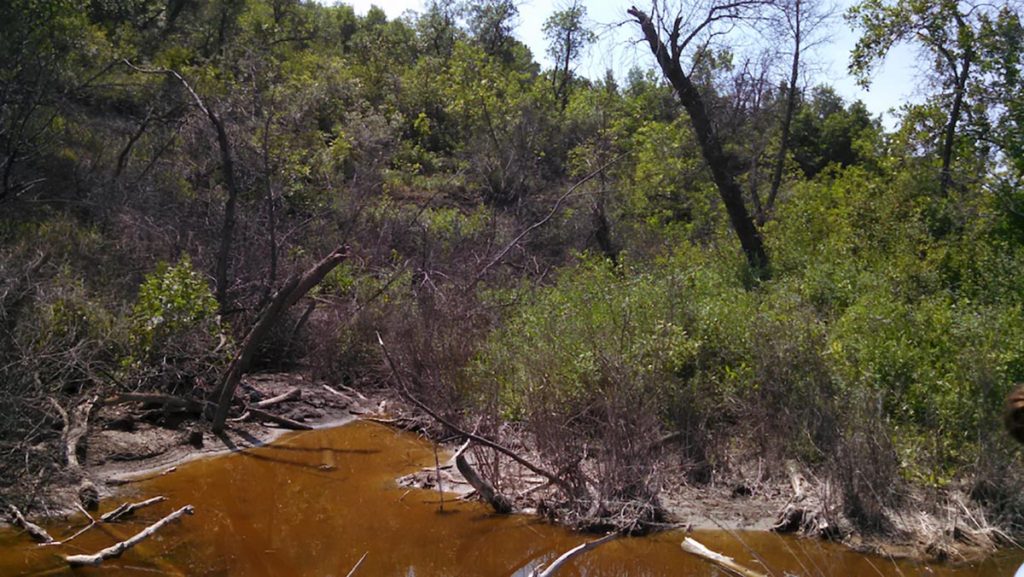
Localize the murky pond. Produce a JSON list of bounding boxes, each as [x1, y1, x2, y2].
[[2, 421, 1022, 576]]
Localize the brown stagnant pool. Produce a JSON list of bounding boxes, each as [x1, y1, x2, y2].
[[2, 421, 1022, 576]]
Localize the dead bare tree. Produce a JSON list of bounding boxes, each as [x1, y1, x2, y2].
[[629, 2, 771, 275]]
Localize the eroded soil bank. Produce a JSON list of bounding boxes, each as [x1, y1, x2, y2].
[[3, 419, 1024, 577]]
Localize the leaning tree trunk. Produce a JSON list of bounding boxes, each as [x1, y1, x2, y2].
[[629, 7, 769, 276], [211, 246, 347, 433]]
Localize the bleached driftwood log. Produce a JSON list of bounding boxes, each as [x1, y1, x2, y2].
[[253, 387, 301, 408], [680, 537, 768, 577], [530, 532, 619, 577], [66, 505, 194, 567], [100, 496, 168, 522]]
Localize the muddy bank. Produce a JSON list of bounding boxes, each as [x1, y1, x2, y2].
[[1, 372, 1015, 566], [3, 419, 1021, 577]]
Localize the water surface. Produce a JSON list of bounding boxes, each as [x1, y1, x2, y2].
[[1, 421, 1021, 576]]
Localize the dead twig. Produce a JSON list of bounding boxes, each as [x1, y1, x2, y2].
[[40, 504, 98, 548], [468, 154, 623, 291], [345, 551, 368, 577]]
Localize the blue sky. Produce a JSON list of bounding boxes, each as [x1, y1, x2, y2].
[[342, 0, 921, 127]]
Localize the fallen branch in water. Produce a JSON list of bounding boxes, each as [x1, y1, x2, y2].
[[680, 537, 768, 577], [7, 505, 54, 544], [40, 505, 97, 547], [100, 496, 168, 522], [66, 505, 195, 567], [530, 532, 620, 577], [345, 551, 368, 577]]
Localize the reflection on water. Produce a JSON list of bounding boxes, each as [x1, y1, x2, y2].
[[1, 421, 1022, 576]]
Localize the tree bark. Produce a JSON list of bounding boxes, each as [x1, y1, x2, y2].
[[455, 452, 513, 514], [940, 55, 970, 197], [629, 7, 769, 276], [211, 246, 347, 433]]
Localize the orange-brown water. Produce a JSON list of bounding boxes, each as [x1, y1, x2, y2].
[[1, 421, 1022, 576]]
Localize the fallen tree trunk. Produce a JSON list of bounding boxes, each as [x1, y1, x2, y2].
[[455, 451, 513, 514], [7, 505, 54, 544], [681, 537, 767, 577], [66, 505, 194, 567], [530, 532, 619, 577]]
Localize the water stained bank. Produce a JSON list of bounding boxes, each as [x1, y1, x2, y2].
[[1, 421, 1023, 576]]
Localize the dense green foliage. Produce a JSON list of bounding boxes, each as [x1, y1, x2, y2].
[[2, 0, 1023, 535]]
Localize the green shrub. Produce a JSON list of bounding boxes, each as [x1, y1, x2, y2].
[[127, 256, 226, 391]]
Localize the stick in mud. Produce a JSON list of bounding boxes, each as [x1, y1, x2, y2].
[[65, 505, 195, 567]]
